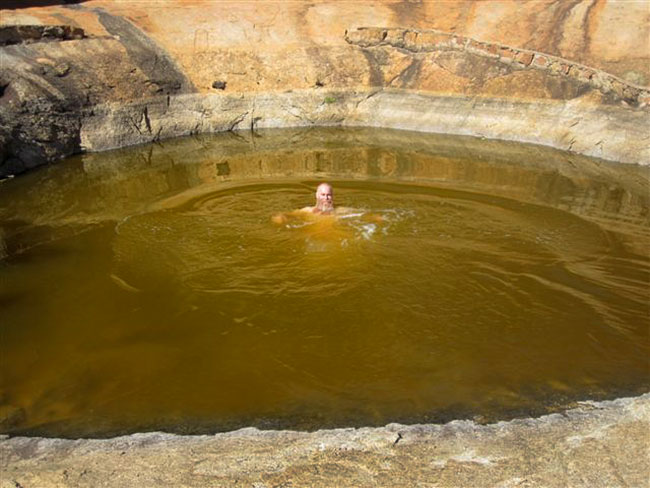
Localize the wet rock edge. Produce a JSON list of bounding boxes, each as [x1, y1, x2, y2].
[[1, 393, 648, 487]]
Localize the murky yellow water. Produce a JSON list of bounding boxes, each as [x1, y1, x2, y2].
[[1, 128, 648, 438]]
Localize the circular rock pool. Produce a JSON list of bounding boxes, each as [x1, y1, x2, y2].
[[1, 128, 648, 438]]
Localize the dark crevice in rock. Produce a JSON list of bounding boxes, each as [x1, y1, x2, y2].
[[143, 106, 152, 133], [359, 49, 385, 87], [579, 0, 599, 58], [539, 0, 583, 55], [0, 24, 85, 47], [2, 0, 86, 8]]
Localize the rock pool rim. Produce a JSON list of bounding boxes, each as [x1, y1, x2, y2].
[[3, 392, 650, 441], [77, 90, 650, 167], [2, 88, 650, 179], [1, 392, 648, 442], [2, 393, 647, 488]]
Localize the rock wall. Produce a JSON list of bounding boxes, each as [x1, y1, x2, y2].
[[1, 0, 649, 175]]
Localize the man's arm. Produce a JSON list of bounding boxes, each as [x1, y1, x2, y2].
[[271, 207, 313, 224]]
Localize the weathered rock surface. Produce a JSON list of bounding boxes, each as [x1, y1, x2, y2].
[[1, 1, 649, 176], [1, 394, 649, 487], [345, 27, 650, 106], [76, 90, 649, 166], [0, 28, 190, 175]]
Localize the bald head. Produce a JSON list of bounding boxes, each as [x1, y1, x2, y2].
[[315, 183, 334, 212]]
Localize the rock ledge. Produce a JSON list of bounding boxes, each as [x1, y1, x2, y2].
[[2, 393, 649, 487]]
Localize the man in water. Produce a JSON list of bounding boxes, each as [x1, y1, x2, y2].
[[272, 182, 382, 225], [272, 182, 339, 224]]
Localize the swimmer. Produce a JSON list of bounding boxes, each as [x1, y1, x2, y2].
[[271, 183, 382, 224], [272, 182, 338, 224]]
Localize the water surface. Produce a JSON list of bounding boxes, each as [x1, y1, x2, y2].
[[1, 128, 648, 437]]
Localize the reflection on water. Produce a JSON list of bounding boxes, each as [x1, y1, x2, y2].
[[0, 128, 648, 438]]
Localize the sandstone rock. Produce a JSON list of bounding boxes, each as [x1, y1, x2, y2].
[[498, 46, 516, 63], [548, 60, 571, 76], [383, 28, 406, 48], [0, 2, 648, 174], [568, 65, 595, 83], [53, 62, 70, 77], [514, 51, 534, 66], [417, 30, 453, 50], [344, 27, 386, 48], [532, 54, 549, 68]]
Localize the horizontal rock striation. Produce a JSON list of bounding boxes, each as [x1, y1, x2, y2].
[[345, 27, 650, 108], [77, 90, 650, 166]]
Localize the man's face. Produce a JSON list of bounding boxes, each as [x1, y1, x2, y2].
[[315, 184, 334, 210]]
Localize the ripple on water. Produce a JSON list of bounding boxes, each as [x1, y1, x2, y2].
[[104, 183, 648, 426]]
